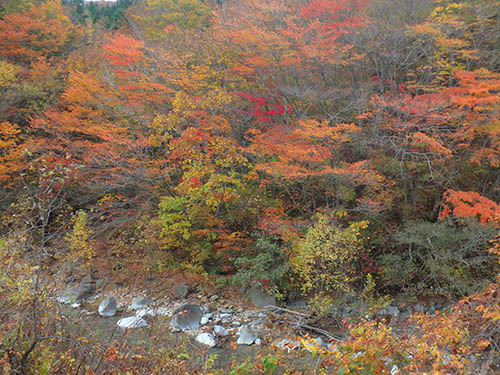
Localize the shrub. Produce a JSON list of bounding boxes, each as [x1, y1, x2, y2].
[[381, 220, 498, 297], [290, 214, 369, 309], [65, 210, 95, 264], [231, 236, 289, 298]]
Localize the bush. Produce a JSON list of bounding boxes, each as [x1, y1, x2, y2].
[[289, 214, 369, 310], [381, 220, 498, 297], [65, 210, 95, 265], [231, 236, 289, 299]]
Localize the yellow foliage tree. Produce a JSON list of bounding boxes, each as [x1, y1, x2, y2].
[[290, 214, 369, 311], [65, 211, 95, 265], [0, 121, 24, 187]]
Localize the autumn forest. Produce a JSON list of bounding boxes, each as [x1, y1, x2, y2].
[[0, 0, 499, 374]]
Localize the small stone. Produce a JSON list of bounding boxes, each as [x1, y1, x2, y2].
[[173, 284, 189, 299], [195, 333, 216, 347], [275, 338, 299, 352], [98, 296, 117, 317], [71, 302, 81, 308], [254, 338, 262, 345], [386, 306, 399, 317], [201, 316, 210, 325], [156, 307, 173, 316], [237, 325, 258, 345], [136, 308, 155, 318], [56, 296, 70, 304], [232, 320, 241, 327], [116, 302, 127, 312], [210, 295, 218, 301], [117, 316, 148, 329], [130, 297, 149, 310], [213, 325, 228, 336]]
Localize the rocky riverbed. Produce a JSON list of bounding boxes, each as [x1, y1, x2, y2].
[[52, 275, 451, 372], [55, 277, 314, 351]]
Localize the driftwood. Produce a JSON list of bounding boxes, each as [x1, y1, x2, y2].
[[296, 323, 342, 342], [263, 305, 343, 342]]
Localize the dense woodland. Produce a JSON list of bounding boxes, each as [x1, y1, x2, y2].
[[0, 0, 499, 374]]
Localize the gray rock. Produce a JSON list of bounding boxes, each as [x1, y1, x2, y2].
[[213, 325, 228, 336], [74, 279, 95, 300], [173, 284, 189, 299], [237, 325, 258, 345], [130, 297, 149, 310], [58, 278, 95, 303], [200, 316, 210, 325], [386, 306, 400, 317], [248, 287, 276, 307], [379, 305, 400, 320], [195, 332, 216, 347], [117, 316, 148, 329], [98, 296, 117, 317], [170, 304, 203, 331]]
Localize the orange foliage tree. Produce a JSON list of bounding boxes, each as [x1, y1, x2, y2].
[[440, 190, 500, 225], [361, 68, 500, 219], [0, 1, 75, 64]]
